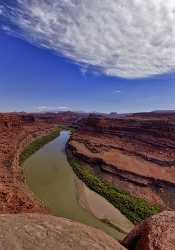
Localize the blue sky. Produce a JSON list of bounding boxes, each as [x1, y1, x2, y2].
[[0, 1, 175, 113]]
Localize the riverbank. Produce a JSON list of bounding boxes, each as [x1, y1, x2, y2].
[[66, 148, 161, 224], [23, 130, 127, 240], [0, 118, 59, 214], [18, 127, 155, 238], [75, 176, 133, 234], [20, 127, 61, 165]]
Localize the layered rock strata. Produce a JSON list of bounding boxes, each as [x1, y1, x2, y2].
[[69, 114, 175, 208], [0, 113, 127, 249], [0, 113, 57, 213], [1, 112, 175, 250]]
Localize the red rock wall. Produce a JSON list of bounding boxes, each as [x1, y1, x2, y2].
[[0, 113, 58, 214], [69, 113, 175, 208]]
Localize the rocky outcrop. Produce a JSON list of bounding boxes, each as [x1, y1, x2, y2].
[[0, 114, 22, 129], [0, 213, 126, 250], [69, 113, 175, 208], [0, 112, 129, 249], [30, 111, 88, 126], [0, 113, 58, 213], [0, 111, 89, 213], [122, 211, 175, 250], [1, 112, 175, 250], [79, 114, 175, 165]]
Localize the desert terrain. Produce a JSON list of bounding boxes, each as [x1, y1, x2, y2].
[[0, 112, 82, 213], [69, 112, 175, 208], [0, 111, 174, 249]]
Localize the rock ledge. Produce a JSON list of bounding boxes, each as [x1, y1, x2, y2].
[[0, 213, 126, 250]]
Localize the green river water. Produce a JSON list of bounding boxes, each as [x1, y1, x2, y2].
[[23, 130, 124, 240]]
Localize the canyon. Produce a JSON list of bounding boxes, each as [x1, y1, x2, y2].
[[0, 111, 174, 249], [0, 112, 83, 213], [69, 112, 175, 209]]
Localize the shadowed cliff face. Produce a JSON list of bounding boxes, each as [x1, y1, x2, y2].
[[69, 113, 175, 208]]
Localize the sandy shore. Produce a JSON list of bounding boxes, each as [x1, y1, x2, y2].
[[75, 176, 134, 234]]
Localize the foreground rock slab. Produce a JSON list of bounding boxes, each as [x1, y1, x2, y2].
[[0, 213, 126, 250], [123, 211, 175, 250]]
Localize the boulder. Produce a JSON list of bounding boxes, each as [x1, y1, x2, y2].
[[122, 211, 175, 250], [0, 213, 126, 250]]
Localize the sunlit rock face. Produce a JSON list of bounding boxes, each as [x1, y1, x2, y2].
[[69, 113, 175, 208], [0, 114, 22, 129], [0, 213, 126, 250], [123, 211, 175, 250]]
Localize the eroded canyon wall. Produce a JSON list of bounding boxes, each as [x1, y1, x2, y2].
[[0, 111, 88, 213], [69, 113, 175, 208]]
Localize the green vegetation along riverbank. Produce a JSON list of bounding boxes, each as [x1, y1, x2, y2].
[[20, 127, 61, 165], [67, 151, 161, 224]]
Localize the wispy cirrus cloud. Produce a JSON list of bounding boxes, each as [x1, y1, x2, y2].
[[1, 0, 175, 78], [37, 106, 71, 112], [113, 90, 121, 94]]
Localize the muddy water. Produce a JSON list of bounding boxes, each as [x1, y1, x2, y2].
[[23, 130, 125, 240]]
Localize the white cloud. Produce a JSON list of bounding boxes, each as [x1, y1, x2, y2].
[[37, 106, 70, 111], [57, 106, 70, 110], [114, 90, 121, 94], [1, 0, 175, 78], [0, 4, 4, 15], [37, 106, 48, 111], [1, 25, 11, 32]]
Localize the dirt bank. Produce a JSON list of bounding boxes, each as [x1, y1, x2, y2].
[[75, 175, 134, 234]]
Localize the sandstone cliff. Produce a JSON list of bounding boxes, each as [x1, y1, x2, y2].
[[0, 113, 126, 249], [69, 114, 175, 208], [0, 112, 174, 250]]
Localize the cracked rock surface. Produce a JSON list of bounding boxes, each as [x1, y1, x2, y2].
[[0, 213, 126, 250], [123, 211, 175, 250]]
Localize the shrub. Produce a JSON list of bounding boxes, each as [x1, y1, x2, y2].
[[68, 156, 161, 224], [20, 127, 61, 164]]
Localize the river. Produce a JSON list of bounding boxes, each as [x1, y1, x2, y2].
[[23, 130, 133, 240]]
